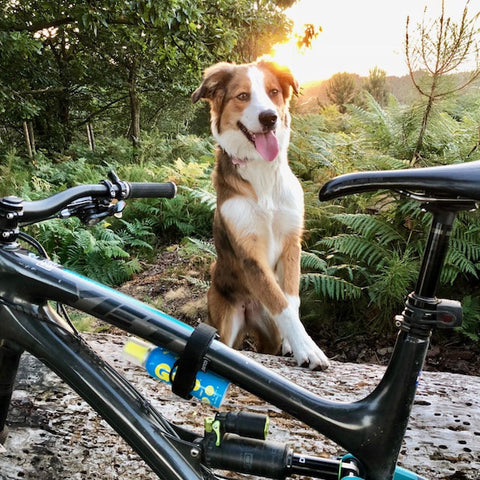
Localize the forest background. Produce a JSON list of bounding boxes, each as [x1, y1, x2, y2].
[[1, 0, 480, 367]]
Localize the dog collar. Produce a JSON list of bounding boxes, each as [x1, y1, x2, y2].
[[231, 157, 248, 168]]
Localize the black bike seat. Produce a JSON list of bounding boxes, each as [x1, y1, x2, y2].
[[319, 160, 480, 202]]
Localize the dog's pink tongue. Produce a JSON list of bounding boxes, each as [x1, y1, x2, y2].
[[255, 131, 279, 162]]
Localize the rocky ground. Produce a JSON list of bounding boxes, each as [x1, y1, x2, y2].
[[2, 244, 478, 479], [0, 335, 478, 479]]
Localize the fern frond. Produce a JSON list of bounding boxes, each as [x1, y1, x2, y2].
[[443, 248, 479, 284], [300, 250, 327, 271], [182, 276, 211, 290], [187, 237, 217, 257], [332, 213, 404, 244], [458, 295, 480, 341], [301, 272, 362, 301], [449, 237, 480, 262], [321, 234, 388, 266], [182, 186, 217, 211], [360, 154, 410, 172]]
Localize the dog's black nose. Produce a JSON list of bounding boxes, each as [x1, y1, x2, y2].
[[259, 110, 277, 129]]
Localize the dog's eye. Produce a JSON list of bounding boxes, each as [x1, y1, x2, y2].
[[270, 89, 280, 97], [236, 92, 250, 101]]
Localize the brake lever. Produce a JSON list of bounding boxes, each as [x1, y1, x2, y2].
[[58, 197, 95, 219], [58, 198, 126, 226], [83, 200, 126, 226]]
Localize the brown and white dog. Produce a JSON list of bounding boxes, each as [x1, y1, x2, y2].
[[192, 60, 329, 370]]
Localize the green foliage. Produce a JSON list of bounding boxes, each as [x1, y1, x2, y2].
[[300, 251, 362, 301], [459, 295, 480, 341], [1, 129, 215, 286], [0, 151, 33, 197], [290, 92, 480, 341], [364, 67, 388, 106], [2, 38, 480, 346], [442, 215, 480, 285], [187, 237, 217, 258], [31, 219, 142, 286], [0, 0, 293, 152], [405, 0, 480, 159], [325, 73, 358, 113], [318, 211, 419, 322]]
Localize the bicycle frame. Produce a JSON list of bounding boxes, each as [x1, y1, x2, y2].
[[0, 202, 463, 480]]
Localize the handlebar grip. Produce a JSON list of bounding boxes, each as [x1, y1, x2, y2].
[[127, 182, 177, 199]]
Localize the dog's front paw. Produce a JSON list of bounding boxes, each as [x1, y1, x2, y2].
[[294, 339, 330, 371], [275, 299, 330, 370], [285, 332, 330, 370], [281, 338, 293, 356]]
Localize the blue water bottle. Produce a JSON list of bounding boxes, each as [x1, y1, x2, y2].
[[123, 337, 230, 408]]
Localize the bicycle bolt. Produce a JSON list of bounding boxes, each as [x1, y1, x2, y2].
[[190, 447, 200, 458], [6, 213, 14, 220]]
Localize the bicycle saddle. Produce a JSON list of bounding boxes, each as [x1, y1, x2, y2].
[[319, 159, 480, 201]]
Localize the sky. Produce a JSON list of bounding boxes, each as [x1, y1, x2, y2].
[[271, 0, 479, 84]]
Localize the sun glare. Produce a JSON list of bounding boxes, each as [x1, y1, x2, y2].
[[270, 32, 324, 85], [266, 0, 463, 84]]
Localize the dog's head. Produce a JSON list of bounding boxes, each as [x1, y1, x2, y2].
[[192, 60, 298, 163]]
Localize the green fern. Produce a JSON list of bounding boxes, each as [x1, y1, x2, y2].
[[182, 276, 211, 290], [182, 186, 217, 211], [301, 272, 362, 301], [157, 195, 213, 237], [458, 295, 480, 341], [32, 219, 140, 286], [441, 224, 480, 284], [118, 218, 155, 252], [301, 250, 327, 271], [368, 248, 418, 309], [321, 234, 390, 267], [331, 213, 405, 244], [187, 237, 217, 257], [300, 250, 362, 301]]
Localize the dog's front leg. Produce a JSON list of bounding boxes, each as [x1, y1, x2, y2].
[[275, 234, 330, 370], [236, 232, 329, 370], [221, 198, 329, 370]]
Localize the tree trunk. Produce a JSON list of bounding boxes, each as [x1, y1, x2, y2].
[[127, 62, 141, 147], [86, 122, 96, 151], [22, 121, 33, 159], [27, 122, 36, 155], [412, 72, 440, 164], [412, 95, 434, 163]]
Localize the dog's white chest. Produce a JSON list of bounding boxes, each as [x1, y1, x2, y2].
[[221, 162, 303, 268]]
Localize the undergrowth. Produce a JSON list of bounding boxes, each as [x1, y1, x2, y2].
[[2, 97, 480, 343]]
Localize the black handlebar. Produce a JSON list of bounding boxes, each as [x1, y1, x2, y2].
[[19, 178, 176, 223], [22, 185, 112, 222], [128, 182, 177, 199]]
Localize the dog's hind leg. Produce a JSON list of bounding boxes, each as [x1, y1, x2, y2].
[[207, 284, 246, 349], [245, 300, 281, 354]]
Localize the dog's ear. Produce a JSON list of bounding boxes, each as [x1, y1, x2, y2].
[[257, 60, 299, 99], [192, 62, 236, 104]]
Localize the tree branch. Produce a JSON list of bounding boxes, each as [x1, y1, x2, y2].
[[75, 95, 130, 127], [20, 87, 65, 96], [2, 16, 143, 33], [3, 17, 75, 32]]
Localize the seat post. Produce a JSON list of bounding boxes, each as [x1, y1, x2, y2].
[[414, 207, 457, 299]]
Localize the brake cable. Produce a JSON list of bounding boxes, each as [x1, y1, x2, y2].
[[17, 231, 78, 335]]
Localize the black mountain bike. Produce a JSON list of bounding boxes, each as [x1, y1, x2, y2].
[[0, 161, 477, 480]]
